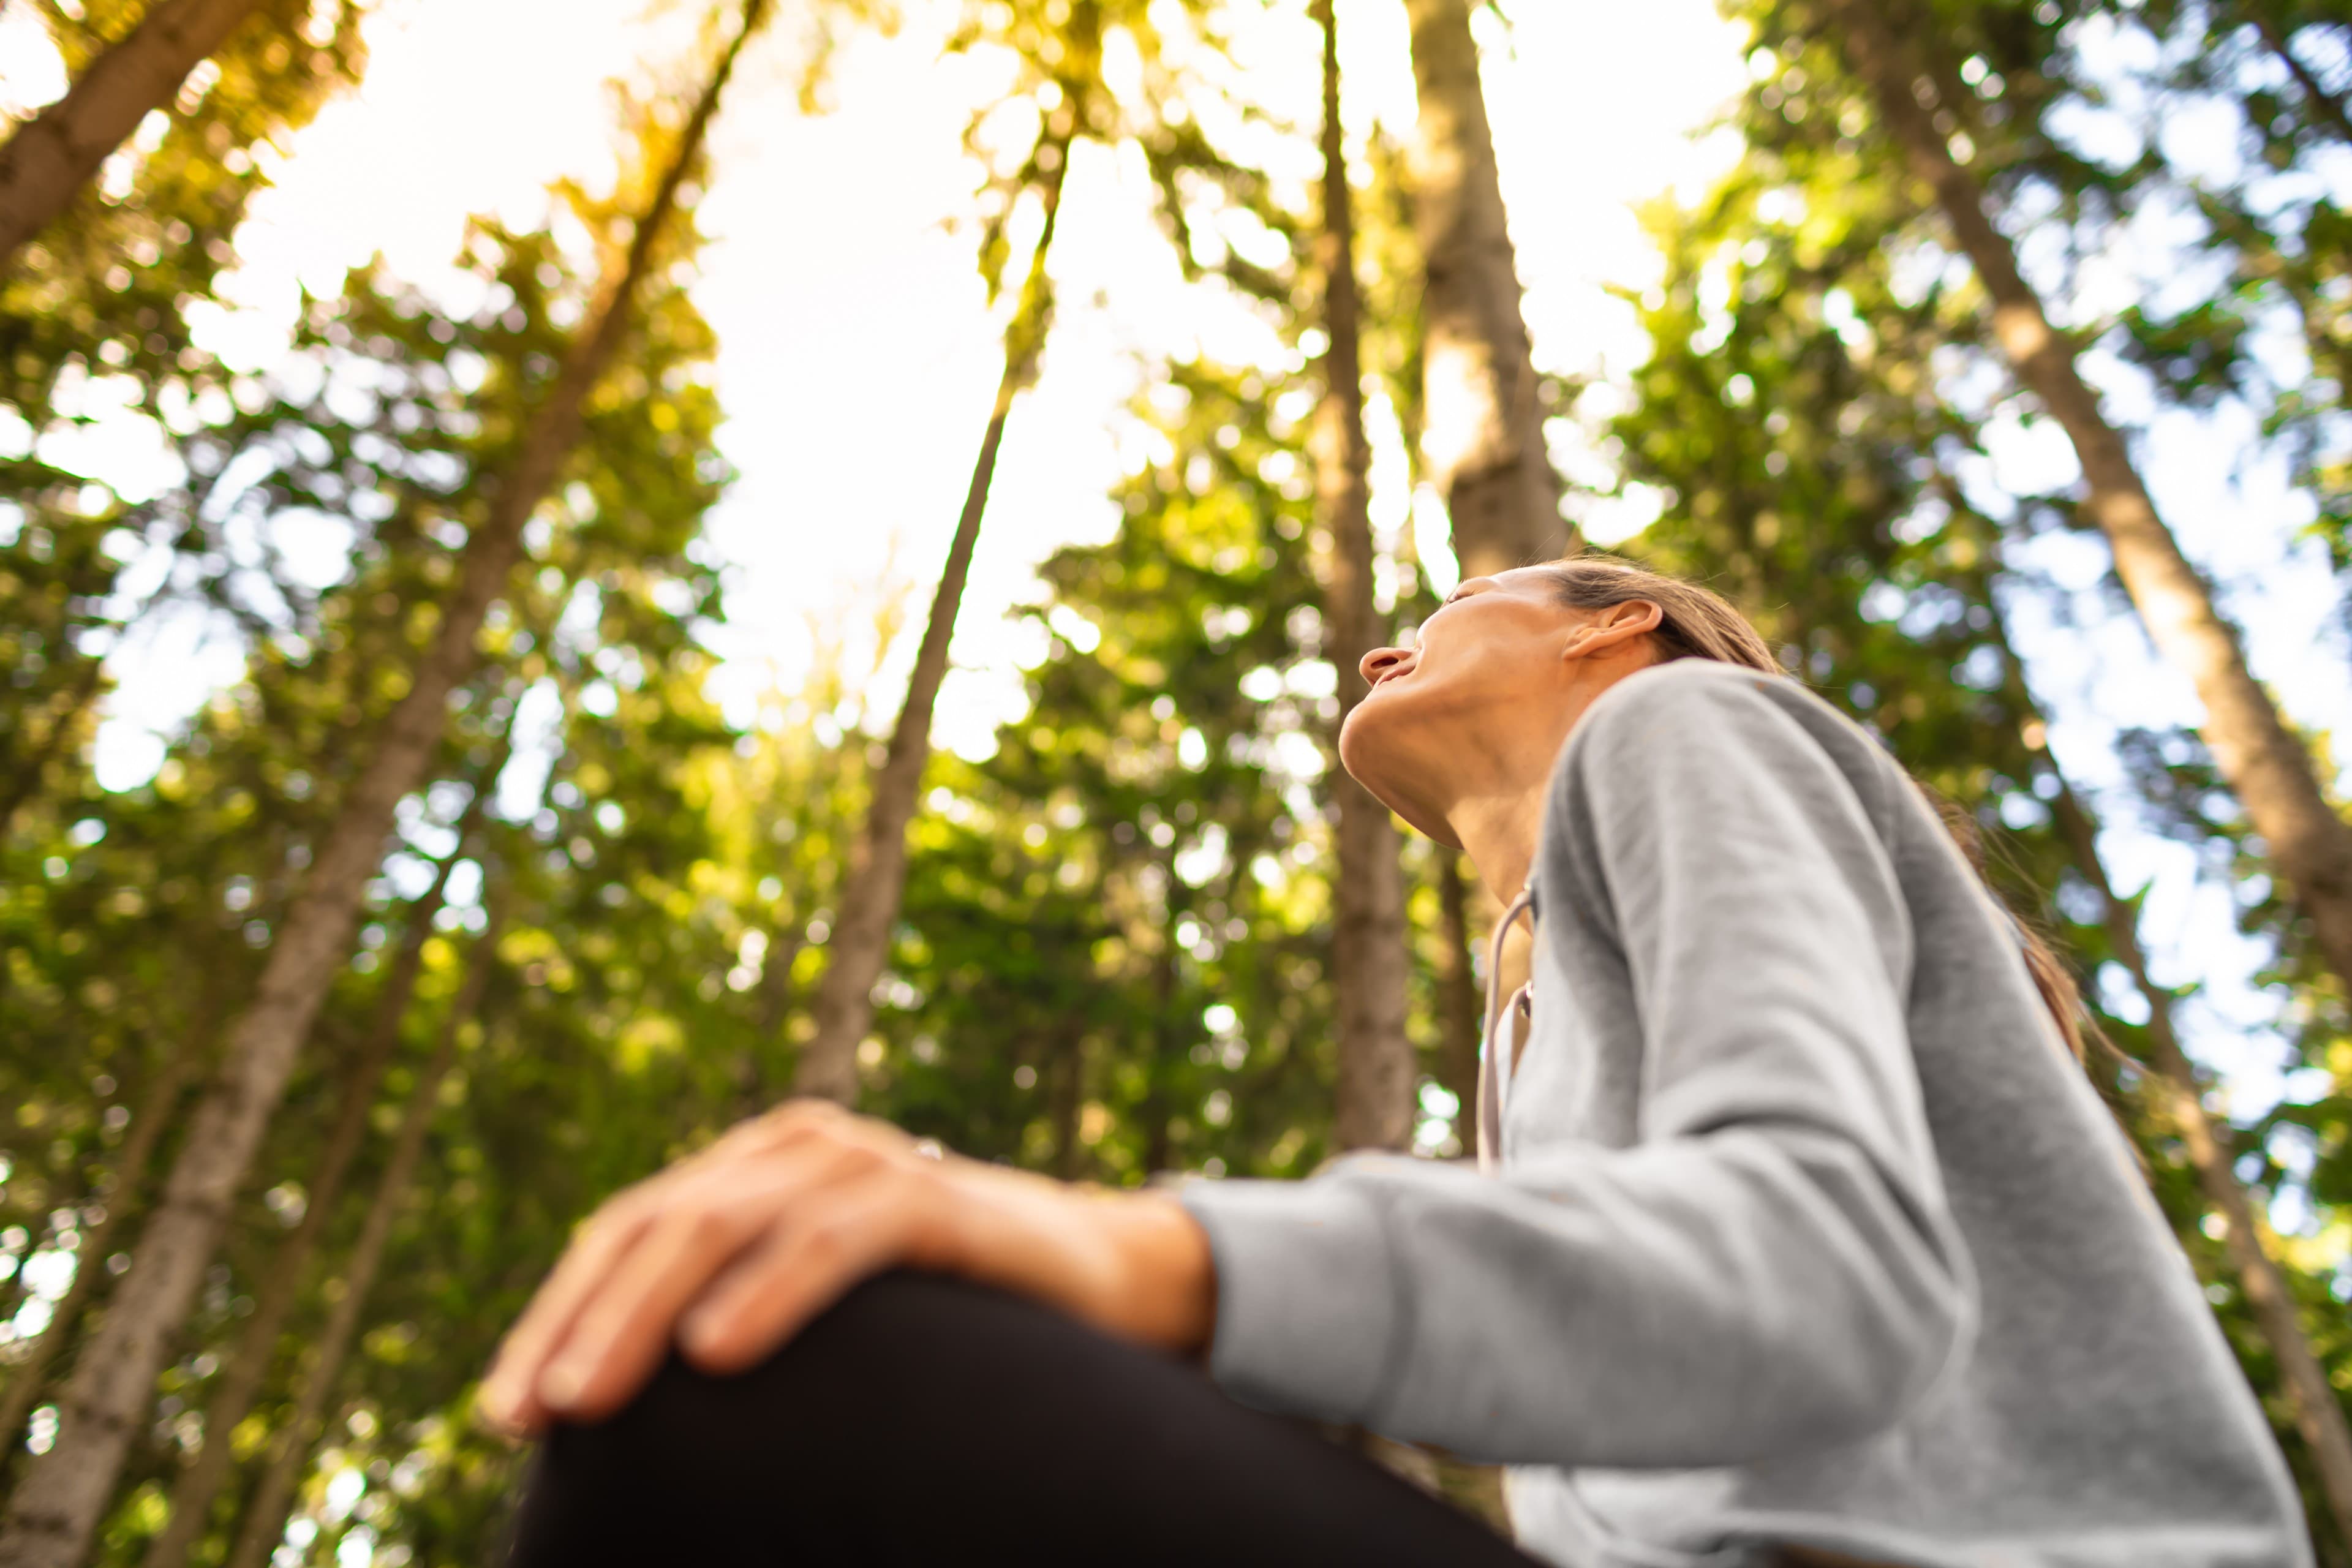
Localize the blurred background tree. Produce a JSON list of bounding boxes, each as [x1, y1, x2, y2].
[[1, 0, 2346, 1562]]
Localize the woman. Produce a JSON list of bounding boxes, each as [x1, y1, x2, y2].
[[483, 559, 2308, 1567]]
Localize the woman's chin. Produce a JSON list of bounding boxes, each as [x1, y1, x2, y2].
[[1337, 706, 1447, 842], [1336, 698, 1387, 783]]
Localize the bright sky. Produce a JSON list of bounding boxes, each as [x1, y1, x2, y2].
[[11, 0, 1753, 777], [12, 0, 2351, 1199]]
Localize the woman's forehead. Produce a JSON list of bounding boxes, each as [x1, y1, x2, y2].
[[1460, 567, 1571, 606]]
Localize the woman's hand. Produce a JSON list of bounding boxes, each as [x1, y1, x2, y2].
[[476, 1100, 1216, 1436]]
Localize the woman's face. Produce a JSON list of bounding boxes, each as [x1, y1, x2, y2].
[[1336, 569, 1658, 845], [1336, 570, 1574, 838]]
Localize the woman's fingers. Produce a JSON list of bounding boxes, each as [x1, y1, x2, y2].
[[529, 1180, 768, 1422], [477, 1104, 954, 1437], [478, 1186, 663, 1432], [525, 1131, 913, 1422], [679, 1174, 932, 1372]]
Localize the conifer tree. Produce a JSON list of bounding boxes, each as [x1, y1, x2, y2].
[[136, 734, 508, 1568], [883, 353, 1344, 1183], [1803, 0, 2352, 1046], [0, 0, 366, 804], [0, 0, 350, 267], [1312, 0, 1414, 1152], [793, 0, 1227, 1105], [791, 79, 1074, 1102], [219, 894, 506, 1568], [0, 7, 769, 1561], [0, 1008, 208, 1476], [1611, 117, 2351, 1549], [0, 0, 365, 411], [1402, 0, 1572, 578]]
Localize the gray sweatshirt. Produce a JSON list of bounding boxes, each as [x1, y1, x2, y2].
[[1179, 662, 2310, 1568]]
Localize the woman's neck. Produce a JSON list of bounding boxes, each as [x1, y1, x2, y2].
[[1447, 787, 1548, 905], [1436, 656, 1651, 899]]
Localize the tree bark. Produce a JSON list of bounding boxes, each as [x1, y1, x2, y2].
[[2253, 13, 2352, 145], [218, 908, 502, 1568], [1969, 590, 2352, 1538], [1140, 922, 1180, 1177], [1048, 1027, 1087, 1182], [0, 1002, 210, 1464], [1430, 850, 1482, 1135], [728, 928, 805, 1120], [791, 130, 1072, 1106], [1315, 0, 1416, 1155], [2047, 782, 2352, 1542], [139, 769, 500, 1568], [1823, 0, 2352, 1006], [754, 930, 804, 1039], [1401, 0, 1571, 581], [0, 0, 269, 268], [0, 10, 765, 1561]]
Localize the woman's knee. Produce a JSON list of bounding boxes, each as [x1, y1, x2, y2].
[[546, 1272, 970, 1479], [508, 1273, 991, 1564]]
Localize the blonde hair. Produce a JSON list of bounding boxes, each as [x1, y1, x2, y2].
[[1531, 554, 2087, 1061], [1537, 554, 1782, 674]]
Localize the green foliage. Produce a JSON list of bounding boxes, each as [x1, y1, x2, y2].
[[4, 0, 2346, 1562], [873, 356, 1346, 1180], [1613, 2, 2352, 1549], [2, 0, 368, 420]]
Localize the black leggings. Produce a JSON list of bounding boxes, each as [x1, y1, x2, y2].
[[505, 1270, 1542, 1566]]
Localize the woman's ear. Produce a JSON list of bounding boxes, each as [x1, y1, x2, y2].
[[1560, 600, 1664, 663]]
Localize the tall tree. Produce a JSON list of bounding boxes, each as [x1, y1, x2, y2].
[[1313, 0, 1414, 1153], [0, 0, 264, 264], [2040, 705, 2352, 1539], [0, 0, 356, 276], [1402, 0, 1573, 579], [793, 0, 1256, 1103], [1810, 0, 2352, 1017], [0, 6, 769, 1561], [0, 999, 211, 1465], [790, 110, 1073, 1104], [0, 0, 366, 805], [219, 897, 505, 1568], [1609, 104, 2350, 1547], [137, 741, 506, 1568]]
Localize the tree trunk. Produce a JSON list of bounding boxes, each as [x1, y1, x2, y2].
[[754, 930, 804, 1039], [1969, 589, 2352, 1538], [1401, 0, 1571, 581], [1315, 0, 1415, 1155], [219, 908, 502, 1568], [2253, 13, 2352, 144], [1431, 850, 1482, 1136], [2046, 783, 2352, 1542], [140, 771, 501, 1568], [1048, 1027, 1087, 1182], [729, 929, 805, 1120], [0, 10, 765, 1561], [1140, 926, 1180, 1177], [791, 130, 1072, 1106], [0, 1001, 211, 1463], [1823, 0, 2352, 1005], [0, 0, 268, 268]]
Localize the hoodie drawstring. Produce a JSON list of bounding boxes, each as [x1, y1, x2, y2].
[[1476, 883, 1536, 1174]]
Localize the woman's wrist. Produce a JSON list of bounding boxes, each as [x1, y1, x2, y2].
[[1094, 1188, 1218, 1354], [933, 1159, 1216, 1355]]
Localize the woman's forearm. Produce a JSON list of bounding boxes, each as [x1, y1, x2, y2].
[[934, 1161, 1217, 1355]]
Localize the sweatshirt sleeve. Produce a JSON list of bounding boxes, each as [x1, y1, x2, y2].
[[1177, 668, 1978, 1468]]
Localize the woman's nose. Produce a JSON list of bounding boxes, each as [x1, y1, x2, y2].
[[1360, 645, 1411, 688]]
